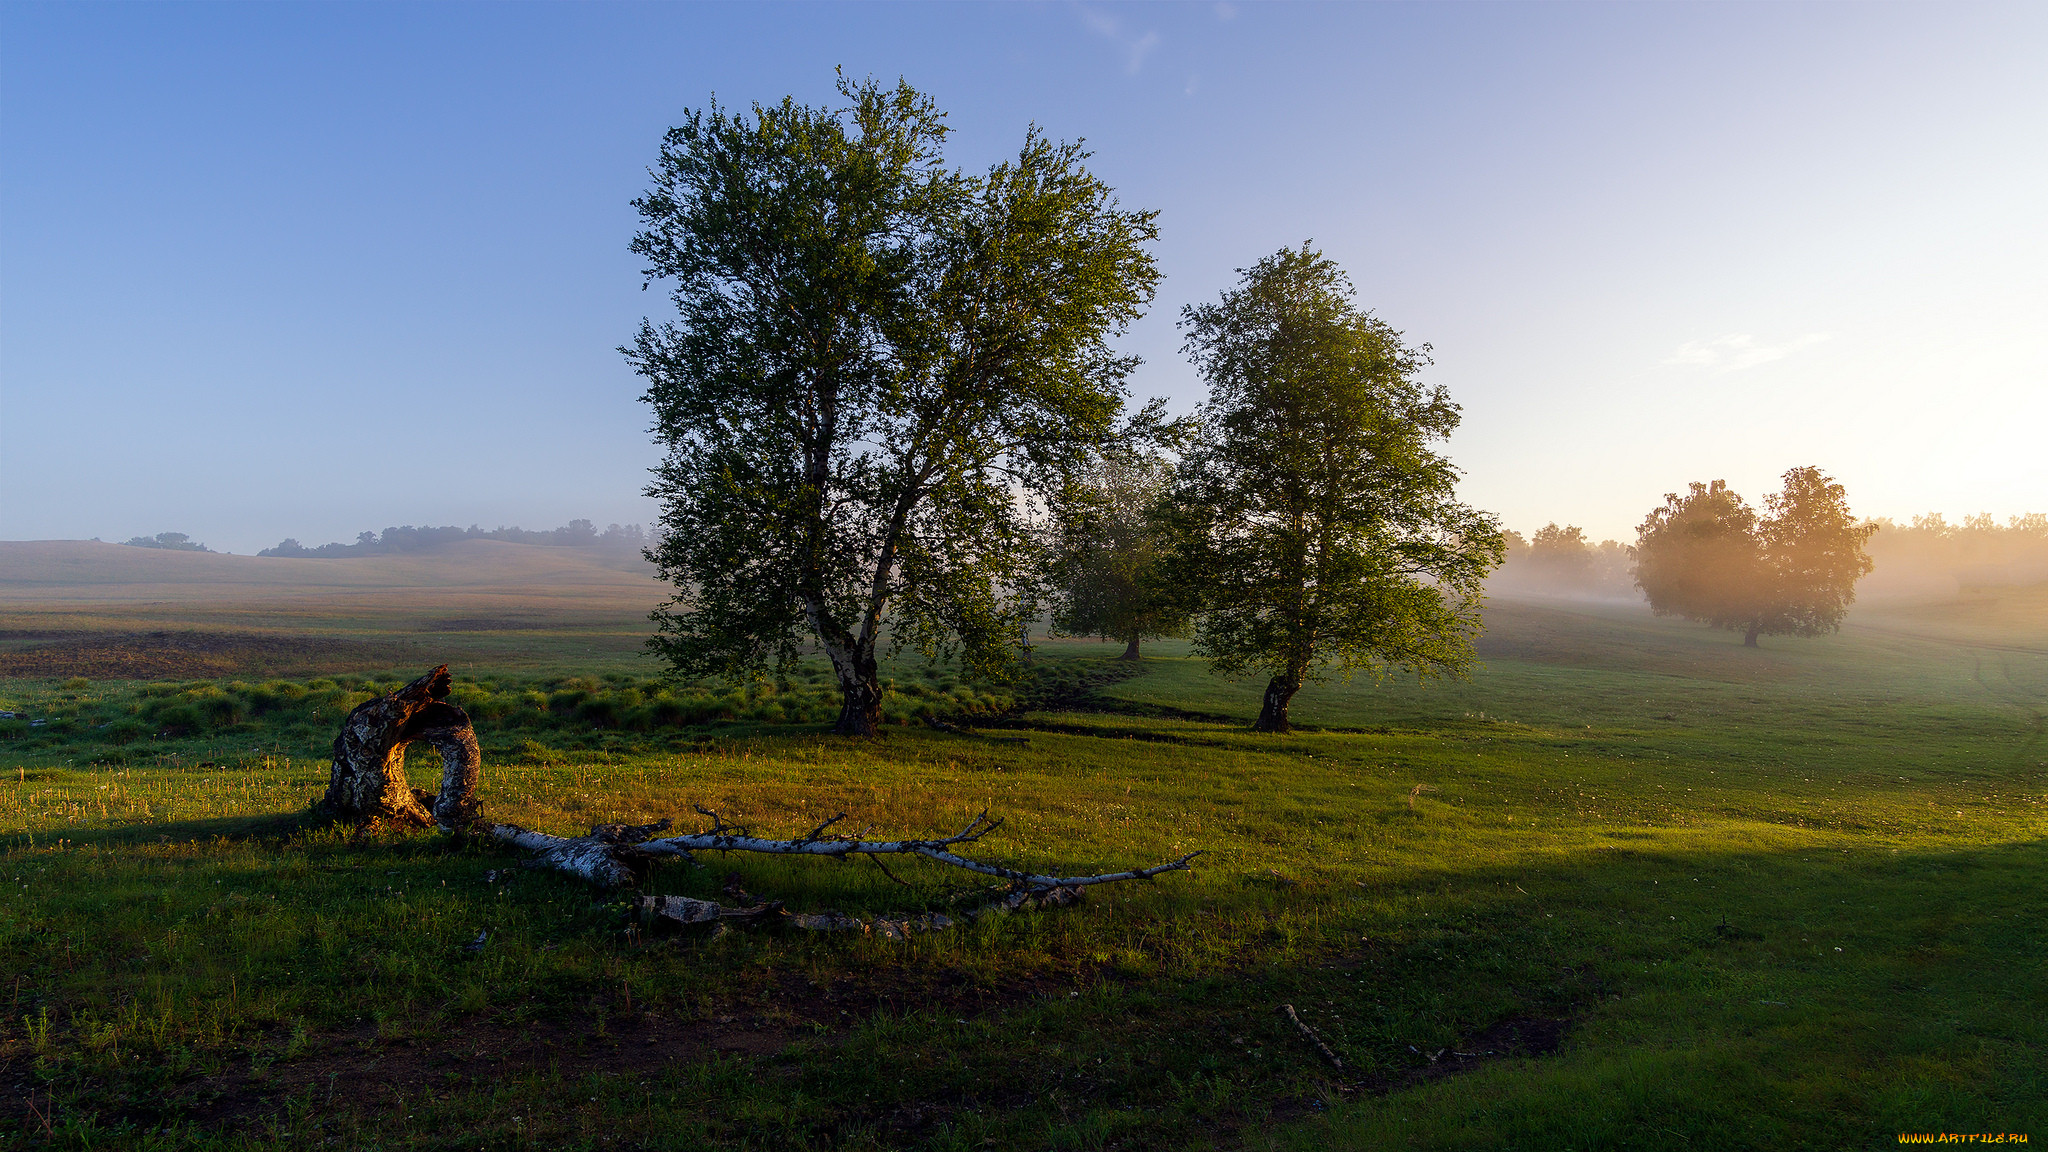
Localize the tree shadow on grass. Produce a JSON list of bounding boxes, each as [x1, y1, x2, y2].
[[6, 808, 2044, 1151], [25, 807, 342, 849], [1257, 834, 2048, 1150]]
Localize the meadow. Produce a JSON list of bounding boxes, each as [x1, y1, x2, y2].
[[1, 542, 2043, 1149]]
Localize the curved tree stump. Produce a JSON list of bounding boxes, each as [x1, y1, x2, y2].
[[322, 665, 482, 829]]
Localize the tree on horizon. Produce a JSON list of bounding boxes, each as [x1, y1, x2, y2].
[[1632, 467, 1876, 646]]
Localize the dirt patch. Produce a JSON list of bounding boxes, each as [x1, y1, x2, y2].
[[0, 630, 408, 680]]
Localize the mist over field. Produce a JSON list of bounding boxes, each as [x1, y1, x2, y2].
[[1488, 512, 2048, 604], [4, 2, 2045, 1148]]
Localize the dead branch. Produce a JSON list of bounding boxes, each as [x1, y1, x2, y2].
[[1282, 1003, 1345, 1069]]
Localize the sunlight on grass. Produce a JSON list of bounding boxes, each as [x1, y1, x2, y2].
[[2, 597, 2044, 1148]]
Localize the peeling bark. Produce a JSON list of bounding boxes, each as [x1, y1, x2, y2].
[[322, 665, 482, 829], [482, 820, 670, 887], [807, 599, 884, 737], [833, 667, 883, 736]]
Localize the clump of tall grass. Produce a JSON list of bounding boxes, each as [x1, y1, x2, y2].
[[0, 664, 1025, 757]]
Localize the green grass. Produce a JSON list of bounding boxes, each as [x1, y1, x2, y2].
[[0, 666, 1016, 765], [1, 594, 2044, 1149]]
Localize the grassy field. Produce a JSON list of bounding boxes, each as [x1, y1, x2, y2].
[[0, 540, 664, 678], [1, 542, 2044, 1149]]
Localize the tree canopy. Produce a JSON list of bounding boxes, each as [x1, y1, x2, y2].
[[1166, 245, 1504, 733], [1045, 443, 1189, 660], [1632, 467, 1875, 646], [626, 75, 1159, 735], [120, 532, 211, 552]]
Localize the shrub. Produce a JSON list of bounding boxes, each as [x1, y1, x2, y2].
[[152, 704, 202, 737], [579, 697, 621, 727], [104, 721, 149, 745]]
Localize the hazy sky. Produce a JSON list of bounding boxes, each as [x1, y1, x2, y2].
[[4, 2, 2043, 553]]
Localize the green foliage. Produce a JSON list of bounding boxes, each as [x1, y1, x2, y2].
[[627, 75, 1161, 733], [1045, 445, 1189, 654], [1527, 522, 1592, 583], [119, 531, 210, 552], [1634, 467, 1876, 645], [1168, 245, 1505, 730]]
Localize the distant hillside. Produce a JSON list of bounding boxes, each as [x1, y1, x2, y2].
[[0, 539, 668, 678], [0, 538, 658, 598], [258, 519, 644, 558]]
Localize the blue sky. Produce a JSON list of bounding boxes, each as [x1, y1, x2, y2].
[[3, 2, 2043, 553]]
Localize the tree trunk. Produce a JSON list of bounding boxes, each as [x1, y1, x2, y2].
[[1743, 623, 1761, 647], [1253, 672, 1300, 733], [832, 649, 883, 736], [322, 665, 482, 829], [1119, 635, 1142, 661]]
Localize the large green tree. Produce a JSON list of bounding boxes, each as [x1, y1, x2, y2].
[[1632, 467, 1875, 646], [1046, 442, 1190, 660], [626, 76, 1159, 735], [1169, 246, 1505, 733]]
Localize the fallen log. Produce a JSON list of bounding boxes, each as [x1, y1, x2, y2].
[[483, 808, 1201, 892]]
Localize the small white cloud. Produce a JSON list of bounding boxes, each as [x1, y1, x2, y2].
[[1214, 2, 1238, 20], [1073, 4, 1161, 75], [1185, 73, 1200, 97], [1126, 30, 1160, 74], [1665, 332, 1830, 372], [1078, 7, 1120, 39]]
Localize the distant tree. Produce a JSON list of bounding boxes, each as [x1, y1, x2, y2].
[[1526, 522, 1593, 584], [1632, 467, 1875, 646], [1046, 445, 1189, 660], [1862, 509, 2048, 593], [1167, 246, 1505, 733], [121, 532, 210, 552], [259, 521, 651, 558], [599, 523, 647, 549], [627, 75, 1159, 735]]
